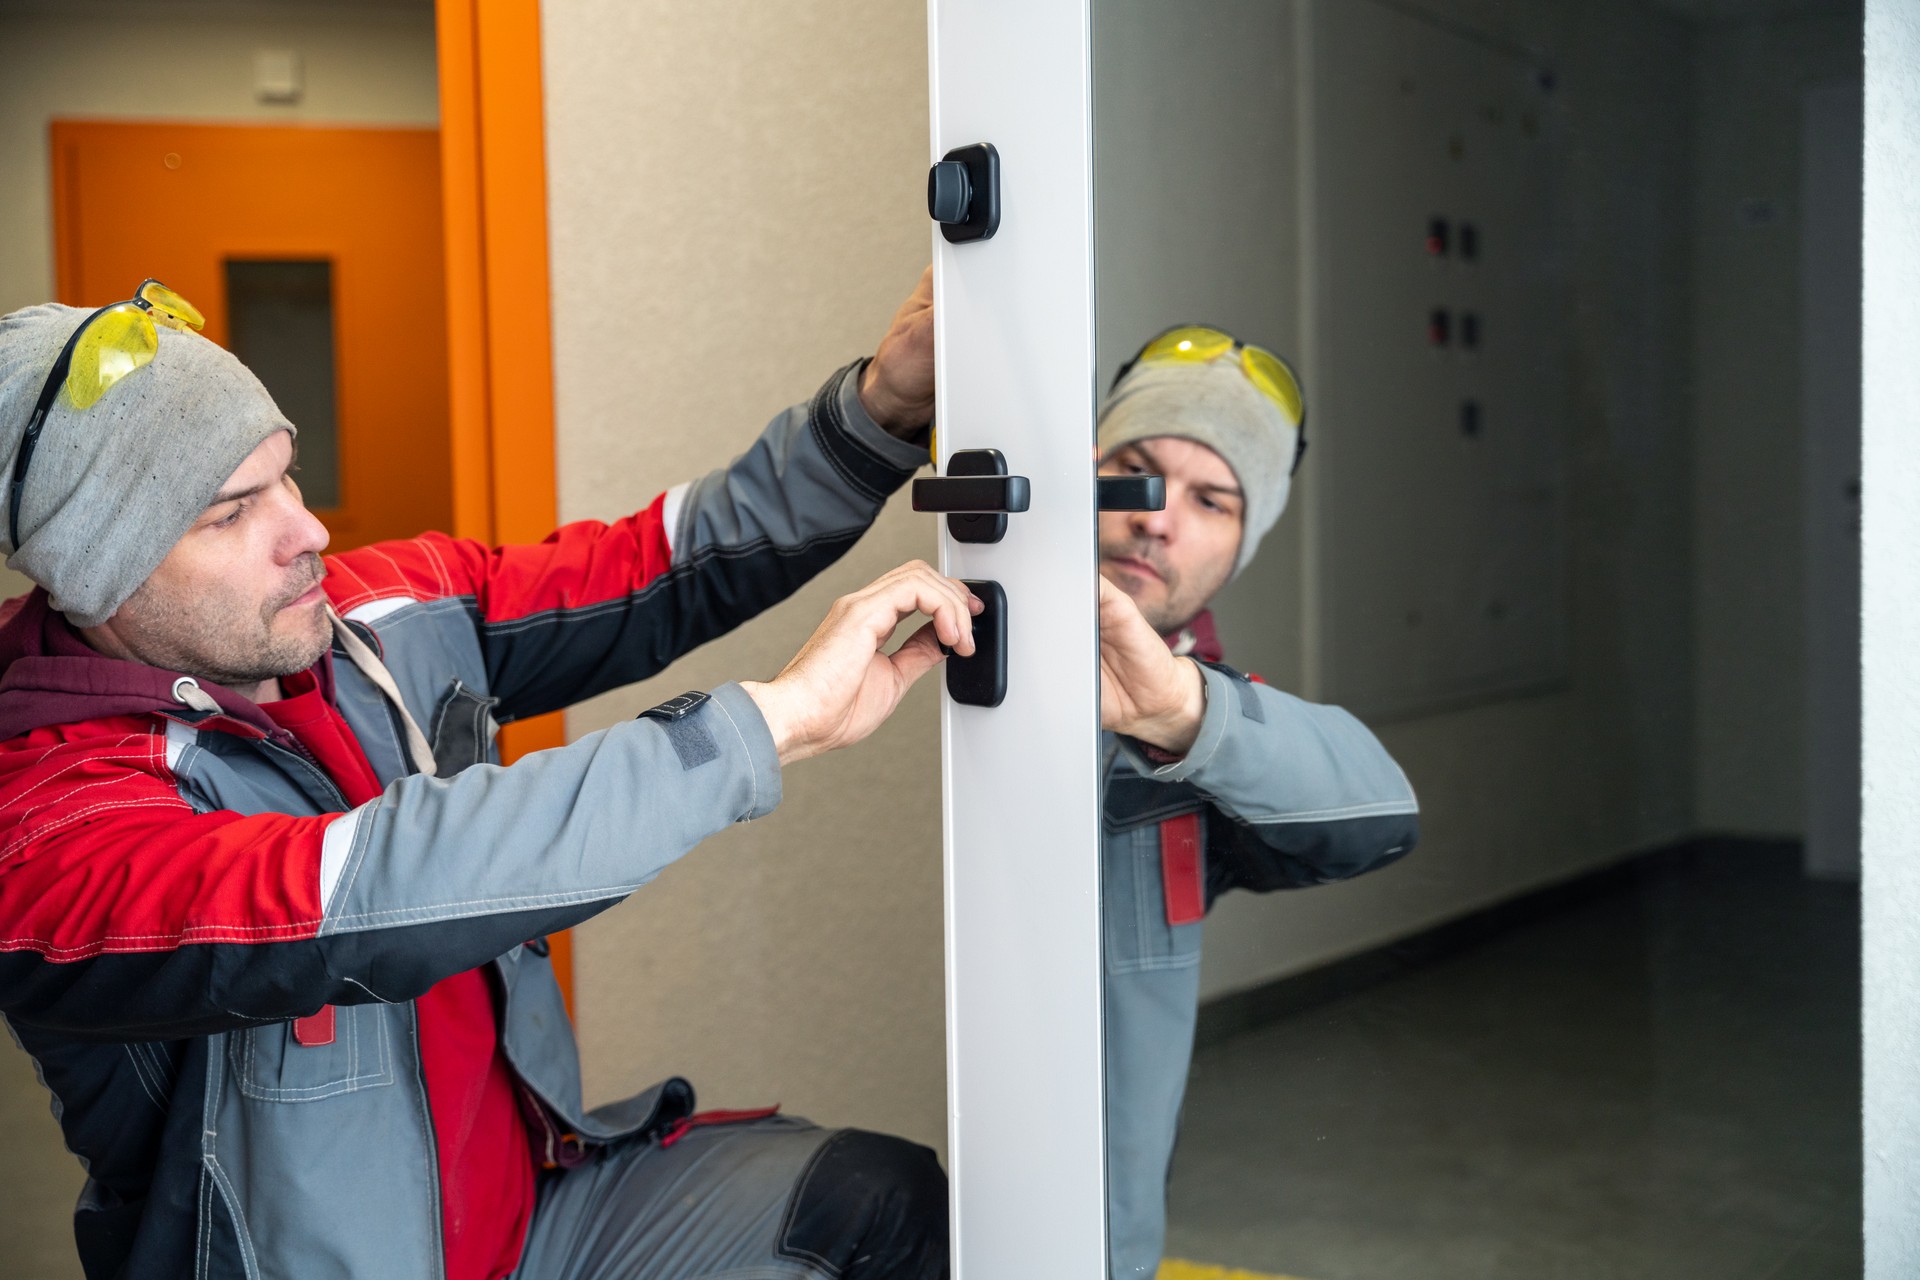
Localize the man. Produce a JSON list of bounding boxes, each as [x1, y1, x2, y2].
[[1091, 326, 1421, 1279], [0, 274, 976, 1280]]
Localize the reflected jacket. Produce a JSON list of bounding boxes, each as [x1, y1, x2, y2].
[[1101, 617, 1421, 1280], [0, 363, 929, 1280]]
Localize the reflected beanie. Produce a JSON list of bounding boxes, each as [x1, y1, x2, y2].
[[1097, 353, 1302, 579], [0, 303, 294, 628]]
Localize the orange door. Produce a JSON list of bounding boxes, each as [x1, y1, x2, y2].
[[50, 121, 451, 552]]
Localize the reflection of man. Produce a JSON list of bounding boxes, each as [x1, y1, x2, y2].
[[0, 275, 962, 1279], [1093, 327, 1421, 1279]]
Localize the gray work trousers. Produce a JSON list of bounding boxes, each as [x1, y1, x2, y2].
[[511, 1114, 948, 1279]]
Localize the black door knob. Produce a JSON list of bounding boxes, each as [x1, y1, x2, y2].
[[928, 161, 973, 225], [928, 143, 1000, 243]]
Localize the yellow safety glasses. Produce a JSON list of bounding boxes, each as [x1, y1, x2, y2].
[[1114, 324, 1309, 475], [10, 279, 205, 548]]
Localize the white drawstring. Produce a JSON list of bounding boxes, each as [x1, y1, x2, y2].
[[325, 606, 439, 778]]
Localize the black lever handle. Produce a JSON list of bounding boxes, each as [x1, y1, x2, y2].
[[913, 448, 1029, 544], [910, 474, 1031, 514], [1097, 475, 1165, 511]]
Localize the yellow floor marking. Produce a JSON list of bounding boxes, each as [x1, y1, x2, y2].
[[1157, 1260, 1313, 1280]]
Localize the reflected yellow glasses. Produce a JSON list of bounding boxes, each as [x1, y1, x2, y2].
[[1114, 324, 1309, 475], [1132, 325, 1304, 425], [9, 279, 205, 547]]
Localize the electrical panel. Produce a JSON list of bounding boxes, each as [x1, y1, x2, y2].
[[1303, 0, 1571, 721]]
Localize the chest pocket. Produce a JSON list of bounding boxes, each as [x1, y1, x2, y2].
[[231, 1003, 395, 1103], [1103, 776, 1208, 973], [429, 680, 501, 777]]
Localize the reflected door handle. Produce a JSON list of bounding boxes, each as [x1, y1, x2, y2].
[[913, 448, 1030, 544], [1097, 474, 1165, 511]]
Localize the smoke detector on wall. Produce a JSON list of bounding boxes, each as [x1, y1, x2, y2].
[[254, 50, 303, 105]]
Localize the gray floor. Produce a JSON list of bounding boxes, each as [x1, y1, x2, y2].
[[1165, 846, 1862, 1280]]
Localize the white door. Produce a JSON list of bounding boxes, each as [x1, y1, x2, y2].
[[926, 1, 1107, 1276]]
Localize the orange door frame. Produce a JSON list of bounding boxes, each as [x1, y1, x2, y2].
[[436, 0, 574, 1010]]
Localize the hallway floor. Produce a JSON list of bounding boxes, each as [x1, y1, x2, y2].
[[1165, 844, 1862, 1280], [0, 846, 1861, 1278]]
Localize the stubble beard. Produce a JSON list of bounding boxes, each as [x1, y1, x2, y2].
[[118, 554, 333, 690], [1098, 532, 1238, 637], [1098, 536, 1188, 635]]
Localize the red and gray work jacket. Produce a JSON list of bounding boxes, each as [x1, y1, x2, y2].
[[1099, 611, 1420, 1279], [0, 362, 929, 1280]]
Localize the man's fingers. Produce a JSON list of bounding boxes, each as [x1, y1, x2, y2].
[[1099, 574, 1142, 620], [887, 621, 948, 687], [904, 581, 975, 656], [855, 562, 977, 656]]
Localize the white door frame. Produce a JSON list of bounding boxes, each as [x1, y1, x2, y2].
[[927, 1, 1107, 1275]]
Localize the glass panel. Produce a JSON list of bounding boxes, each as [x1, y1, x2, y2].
[[225, 259, 340, 509], [1091, 2, 1863, 1276]]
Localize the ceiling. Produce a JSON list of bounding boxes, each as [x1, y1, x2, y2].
[[0, 0, 432, 14]]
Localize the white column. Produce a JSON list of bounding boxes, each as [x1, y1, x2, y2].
[[1862, 1, 1920, 1272]]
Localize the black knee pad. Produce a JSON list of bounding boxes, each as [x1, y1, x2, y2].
[[777, 1128, 950, 1280]]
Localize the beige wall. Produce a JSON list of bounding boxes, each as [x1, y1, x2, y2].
[[1689, 13, 1862, 835], [538, 4, 943, 1148], [0, 0, 438, 601]]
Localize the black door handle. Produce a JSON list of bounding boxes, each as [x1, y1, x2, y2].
[[1097, 475, 1165, 511], [910, 474, 1031, 513], [946, 579, 1007, 708], [928, 143, 1000, 243], [913, 448, 1030, 543]]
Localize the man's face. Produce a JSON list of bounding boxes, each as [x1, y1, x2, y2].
[[93, 431, 332, 689], [1098, 437, 1243, 635]]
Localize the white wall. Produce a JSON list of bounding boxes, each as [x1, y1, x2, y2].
[[538, 3, 945, 1150], [1861, 2, 1919, 1270], [1097, 0, 1704, 1002], [0, 0, 438, 316], [1691, 13, 1863, 836]]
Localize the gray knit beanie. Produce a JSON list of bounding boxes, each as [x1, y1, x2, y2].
[[1097, 351, 1303, 578], [0, 303, 294, 628]]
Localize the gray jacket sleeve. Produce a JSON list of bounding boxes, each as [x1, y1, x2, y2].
[[1114, 662, 1420, 896], [0, 682, 782, 1040], [475, 360, 930, 721], [313, 681, 783, 1002]]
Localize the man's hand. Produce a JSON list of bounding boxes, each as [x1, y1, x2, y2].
[[1100, 577, 1207, 755], [859, 266, 935, 437], [743, 561, 981, 766]]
